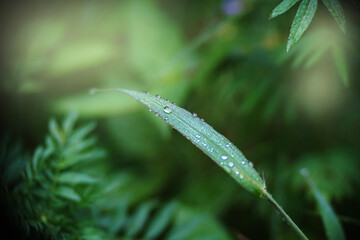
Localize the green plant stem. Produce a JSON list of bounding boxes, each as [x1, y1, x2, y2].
[[263, 192, 309, 240]]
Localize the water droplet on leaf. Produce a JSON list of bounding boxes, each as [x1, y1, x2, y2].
[[163, 107, 172, 114], [221, 155, 228, 160], [228, 162, 234, 167]]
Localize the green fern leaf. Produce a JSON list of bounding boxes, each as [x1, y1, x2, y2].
[[55, 186, 81, 202], [57, 172, 98, 185]]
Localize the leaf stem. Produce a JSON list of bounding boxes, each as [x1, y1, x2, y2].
[[263, 192, 309, 240]]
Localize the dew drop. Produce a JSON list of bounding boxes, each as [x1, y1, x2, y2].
[[163, 107, 172, 114], [202, 143, 207, 147], [221, 155, 228, 160], [240, 174, 244, 179], [200, 118, 205, 122], [155, 113, 159, 116], [241, 160, 246, 165], [234, 170, 239, 175], [209, 148, 214, 153], [228, 162, 234, 168], [192, 113, 198, 117], [195, 134, 201, 138], [249, 161, 254, 167], [226, 143, 231, 147]]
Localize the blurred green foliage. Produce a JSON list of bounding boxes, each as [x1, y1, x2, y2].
[[0, 0, 359, 239]]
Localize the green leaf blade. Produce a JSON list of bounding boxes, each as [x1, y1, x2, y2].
[[144, 201, 178, 239], [55, 186, 81, 202], [57, 172, 98, 185], [287, 0, 318, 52], [270, 0, 301, 19], [332, 46, 349, 86], [301, 169, 346, 240], [117, 89, 266, 197], [322, 0, 345, 33]]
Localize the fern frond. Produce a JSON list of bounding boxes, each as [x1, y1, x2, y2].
[[1, 112, 106, 239]]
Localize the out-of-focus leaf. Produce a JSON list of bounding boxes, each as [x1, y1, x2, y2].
[[68, 122, 97, 143], [332, 46, 349, 86], [322, 0, 345, 33], [55, 186, 81, 202], [166, 205, 232, 240], [125, 0, 183, 82], [287, 0, 318, 52], [126, 200, 158, 237], [62, 111, 78, 136], [114, 89, 266, 197], [144, 201, 178, 239], [57, 172, 98, 184], [58, 149, 106, 170], [301, 169, 346, 240], [270, 0, 301, 19], [49, 119, 63, 145], [291, 151, 359, 200], [32, 147, 44, 172], [47, 40, 117, 77], [238, 79, 271, 115]]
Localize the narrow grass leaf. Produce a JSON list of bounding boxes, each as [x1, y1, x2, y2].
[[287, 0, 318, 52], [270, 0, 301, 19], [332, 46, 349, 86], [322, 0, 345, 33], [301, 168, 345, 240], [115, 89, 266, 197]]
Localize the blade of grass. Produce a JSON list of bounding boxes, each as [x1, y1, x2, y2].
[[301, 168, 346, 240], [93, 88, 309, 240]]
